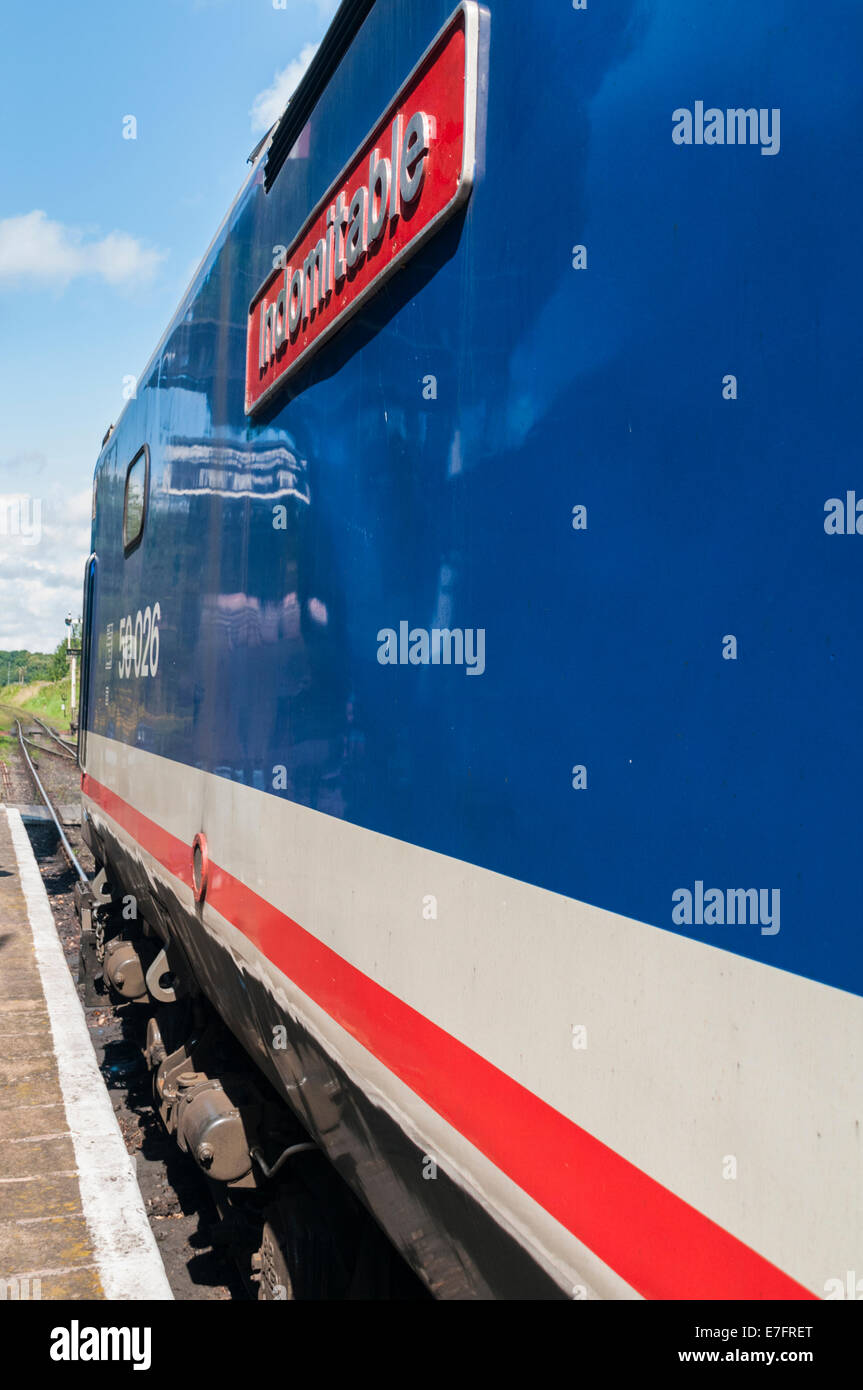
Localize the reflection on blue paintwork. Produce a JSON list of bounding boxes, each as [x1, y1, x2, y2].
[[86, 0, 863, 997]]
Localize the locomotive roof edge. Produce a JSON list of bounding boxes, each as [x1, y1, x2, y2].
[[94, 150, 266, 480], [94, 0, 380, 476]]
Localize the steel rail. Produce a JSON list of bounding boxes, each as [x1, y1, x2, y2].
[[23, 733, 75, 762], [31, 715, 77, 757], [15, 719, 88, 884]]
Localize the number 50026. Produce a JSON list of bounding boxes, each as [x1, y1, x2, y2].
[[118, 604, 160, 679]]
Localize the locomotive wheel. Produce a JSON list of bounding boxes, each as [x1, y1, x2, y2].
[[255, 1216, 294, 1301], [252, 1189, 354, 1301], [252, 1182, 430, 1300]]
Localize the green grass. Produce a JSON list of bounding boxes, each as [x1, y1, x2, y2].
[[0, 678, 75, 734]]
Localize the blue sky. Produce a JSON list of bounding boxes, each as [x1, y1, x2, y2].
[[0, 0, 337, 651]]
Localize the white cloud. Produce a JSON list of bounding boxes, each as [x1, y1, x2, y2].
[[250, 41, 319, 132], [0, 484, 91, 650], [0, 450, 47, 480], [0, 211, 166, 289]]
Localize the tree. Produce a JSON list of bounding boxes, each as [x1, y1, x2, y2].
[[49, 639, 68, 682]]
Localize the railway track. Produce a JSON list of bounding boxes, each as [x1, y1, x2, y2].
[[13, 717, 87, 883], [0, 703, 243, 1299], [30, 714, 78, 757], [22, 732, 75, 760], [0, 702, 80, 815], [0, 704, 77, 761]]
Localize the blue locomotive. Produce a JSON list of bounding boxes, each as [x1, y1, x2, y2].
[[78, 0, 862, 1298]]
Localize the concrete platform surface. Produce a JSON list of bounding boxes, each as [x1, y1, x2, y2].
[[0, 807, 172, 1301]]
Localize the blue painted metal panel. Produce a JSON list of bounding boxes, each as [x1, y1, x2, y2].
[[86, 0, 863, 995]]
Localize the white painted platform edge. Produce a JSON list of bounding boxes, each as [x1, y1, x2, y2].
[[6, 807, 173, 1300]]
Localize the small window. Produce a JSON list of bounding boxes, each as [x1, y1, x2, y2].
[[123, 446, 149, 554]]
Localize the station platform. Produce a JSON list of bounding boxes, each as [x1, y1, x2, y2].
[[0, 806, 172, 1300]]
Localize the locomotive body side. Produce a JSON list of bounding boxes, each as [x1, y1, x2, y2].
[[80, 0, 863, 1299]]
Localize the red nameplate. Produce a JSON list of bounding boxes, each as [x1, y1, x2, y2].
[[245, 2, 480, 415]]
